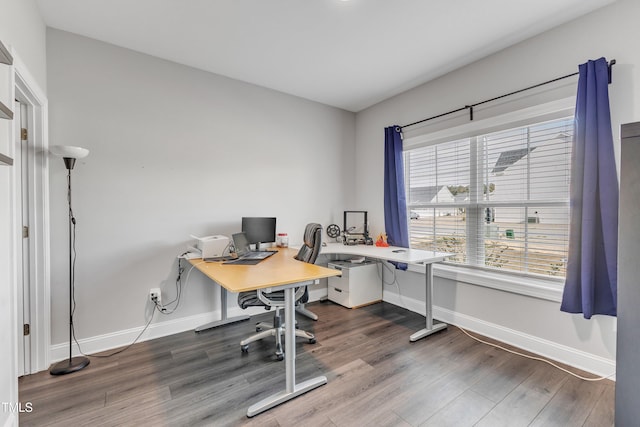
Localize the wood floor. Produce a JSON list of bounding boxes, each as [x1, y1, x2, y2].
[[19, 301, 614, 427]]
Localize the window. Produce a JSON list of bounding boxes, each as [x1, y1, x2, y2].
[[405, 116, 573, 279]]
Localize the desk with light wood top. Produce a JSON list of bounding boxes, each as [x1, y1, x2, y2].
[[191, 247, 340, 292], [190, 247, 341, 417]]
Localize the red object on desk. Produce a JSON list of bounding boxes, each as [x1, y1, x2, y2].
[[375, 239, 389, 247]]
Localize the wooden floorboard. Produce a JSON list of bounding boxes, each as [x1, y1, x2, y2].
[[19, 301, 615, 426]]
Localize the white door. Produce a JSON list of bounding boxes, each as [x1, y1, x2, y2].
[[15, 100, 31, 375]]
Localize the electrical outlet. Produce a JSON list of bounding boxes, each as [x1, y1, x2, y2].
[[149, 288, 162, 305]]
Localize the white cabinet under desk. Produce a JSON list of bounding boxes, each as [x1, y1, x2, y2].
[[327, 261, 381, 308]]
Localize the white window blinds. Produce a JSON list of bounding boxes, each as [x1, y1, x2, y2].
[[405, 116, 573, 278]]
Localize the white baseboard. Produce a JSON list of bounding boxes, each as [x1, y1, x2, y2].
[[49, 306, 264, 365], [49, 290, 331, 368], [383, 292, 616, 380], [50, 291, 616, 381]]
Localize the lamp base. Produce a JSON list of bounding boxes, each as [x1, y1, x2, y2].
[[49, 356, 90, 375]]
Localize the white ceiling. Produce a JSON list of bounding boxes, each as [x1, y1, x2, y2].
[[36, 0, 613, 112]]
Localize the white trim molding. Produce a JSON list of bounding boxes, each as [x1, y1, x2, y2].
[[49, 307, 264, 365], [403, 97, 576, 150], [435, 306, 616, 380], [435, 264, 563, 302], [382, 291, 615, 379], [405, 262, 564, 302], [47, 287, 331, 370], [13, 52, 50, 374]]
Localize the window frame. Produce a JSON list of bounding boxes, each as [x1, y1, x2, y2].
[[402, 97, 575, 301]]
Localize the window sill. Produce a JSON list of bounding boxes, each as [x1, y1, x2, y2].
[[406, 262, 564, 302]]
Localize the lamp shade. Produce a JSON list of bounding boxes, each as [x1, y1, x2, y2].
[[50, 145, 90, 159]]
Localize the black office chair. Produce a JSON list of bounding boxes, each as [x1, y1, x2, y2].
[[237, 223, 322, 360]]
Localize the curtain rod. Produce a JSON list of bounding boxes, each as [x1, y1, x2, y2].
[[399, 59, 616, 130]]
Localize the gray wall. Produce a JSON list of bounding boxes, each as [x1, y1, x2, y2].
[[355, 0, 640, 372], [47, 29, 356, 350]]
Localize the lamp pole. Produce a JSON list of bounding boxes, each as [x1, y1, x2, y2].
[[49, 147, 90, 375]]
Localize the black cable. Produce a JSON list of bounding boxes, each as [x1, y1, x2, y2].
[[161, 258, 184, 307], [69, 253, 188, 358], [67, 171, 75, 320], [66, 194, 165, 358], [157, 257, 186, 314], [72, 305, 158, 358]]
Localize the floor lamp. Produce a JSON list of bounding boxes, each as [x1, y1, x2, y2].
[[49, 145, 90, 375]]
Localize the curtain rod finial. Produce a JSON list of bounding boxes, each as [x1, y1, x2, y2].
[[608, 59, 616, 84]]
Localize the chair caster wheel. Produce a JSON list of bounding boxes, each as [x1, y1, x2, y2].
[[309, 338, 316, 344], [241, 345, 249, 353], [276, 353, 284, 361], [256, 327, 261, 332]]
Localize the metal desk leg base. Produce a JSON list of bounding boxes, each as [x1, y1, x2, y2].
[[194, 315, 250, 332], [247, 375, 327, 417], [410, 322, 448, 341], [195, 287, 250, 333], [410, 262, 447, 342], [247, 287, 327, 417]]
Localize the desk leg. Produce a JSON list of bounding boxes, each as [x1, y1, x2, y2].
[[247, 286, 327, 417], [410, 263, 447, 342], [195, 286, 250, 333]]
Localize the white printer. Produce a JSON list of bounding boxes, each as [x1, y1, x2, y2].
[[189, 235, 230, 260]]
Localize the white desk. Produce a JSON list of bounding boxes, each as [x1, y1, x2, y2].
[[320, 242, 452, 341]]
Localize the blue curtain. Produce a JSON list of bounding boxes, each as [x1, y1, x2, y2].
[[384, 126, 409, 269], [561, 58, 618, 319]]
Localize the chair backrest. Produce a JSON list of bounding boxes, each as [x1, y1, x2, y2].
[[294, 223, 322, 264]]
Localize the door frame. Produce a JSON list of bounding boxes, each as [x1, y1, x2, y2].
[[12, 54, 50, 374], [14, 99, 30, 376]]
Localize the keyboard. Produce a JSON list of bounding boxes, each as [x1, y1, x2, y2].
[[223, 251, 276, 265], [242, 251, 276, 260], [203, 255, 235, 262]]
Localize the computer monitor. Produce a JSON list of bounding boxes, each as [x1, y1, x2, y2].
[[241, 217, 276, 250]]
